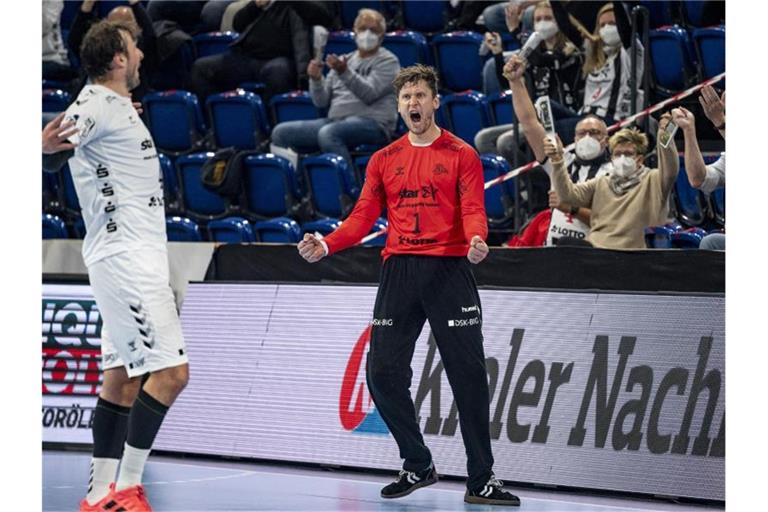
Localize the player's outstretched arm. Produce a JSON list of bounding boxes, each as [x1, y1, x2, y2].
[[297, 233, 327, 263]]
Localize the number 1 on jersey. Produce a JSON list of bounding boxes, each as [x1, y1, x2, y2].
[[413, 212, 421, 234]]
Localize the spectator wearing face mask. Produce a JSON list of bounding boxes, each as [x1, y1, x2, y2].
[[269, 8, 399, 171], [476, 1, 583, 158], [551, 1, 644, 126], [673, 85, 726, 251], [501, 54, 611, 246], [542, 117, 679, 249]]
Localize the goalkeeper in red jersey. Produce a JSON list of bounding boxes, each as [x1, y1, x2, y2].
[[298, 64, 520, 506]]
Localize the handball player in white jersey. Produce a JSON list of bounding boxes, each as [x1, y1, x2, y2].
[[62, 21, 189, 512]]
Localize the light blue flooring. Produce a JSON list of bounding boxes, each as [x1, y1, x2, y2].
[[43, 451, 723, 511]]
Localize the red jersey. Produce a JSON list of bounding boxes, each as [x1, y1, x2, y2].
[[324, 129, 488, 260]]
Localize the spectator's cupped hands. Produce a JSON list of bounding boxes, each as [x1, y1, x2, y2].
[[502, 54, 526, 83], [483, 32, 504, 55], [542, 134, 564, 163], [42, 112, 78, 155], [467, 235, 489, 264], [698, 85, 725, 129], [298, 233, 326, 263], [326, 54, 348, 75], [307, 59, 323, 80], [671, 107, 695, 132]]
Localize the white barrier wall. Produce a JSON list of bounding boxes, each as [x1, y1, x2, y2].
[[153, 283, 724, 500], [41, 282, 724, 499]]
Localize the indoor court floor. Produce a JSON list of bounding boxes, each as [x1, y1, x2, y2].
[[43, 451, 724, 512]]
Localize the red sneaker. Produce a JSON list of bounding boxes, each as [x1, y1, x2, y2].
[[101, 482, 153, 511], [78, 491, 113, 512]]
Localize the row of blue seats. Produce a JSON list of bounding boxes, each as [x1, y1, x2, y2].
[[42, 86, 517, 155], [42, 212, 387, 245], [648, 24, 725, 96], [43, 151, 517, 226], [44, 210, 722, 249]]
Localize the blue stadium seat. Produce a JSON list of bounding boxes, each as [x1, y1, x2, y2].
[[253, 217, 302, 243], [441, 90, 490, 147], [143, 90, 207, 154], [488, 90, 514, 125], [206, 89, 270, 149], [324, 31, 357, 59], [158, 153, 179, 210], [43, 89, 71, 112], [303, 153, 360, 218], [401, 0, 447, 33], [671, 227, 707, 249], [648, 25, 697, 95], [339, 1, 385, 28], [42, 170, 60, 211], [193, 31, 239, 58], [166, 216, 203, 241], [72, 216, 87, 239], [710, 188, 725, 226], [301, 218, 343, 237], [269, 91, 322, 124], [354, 154, 372, 183], [693, 26, 725, 81], [241, 153, 303, 219], [682, 0, 707, 27], [647, 222, 682, 249], [639, 1, 674, 28], [43, 213, 68, 239], [673, 160, 707, 227], [207, 216, 255, 243], [238, 82, 267, 95], [383, 30, 431, 67], [60, 164, 81, 214], [363, 218, 388, 247], [176, 152, 229, 219], [432, 32, 485, 92], [481, 154, 515, 227], [42, 79, 68, 91]]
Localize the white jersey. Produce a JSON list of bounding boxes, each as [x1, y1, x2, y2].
[[542, 153, 612, 246], [580, 43, 644, 121], [64, 85, 166, 267]]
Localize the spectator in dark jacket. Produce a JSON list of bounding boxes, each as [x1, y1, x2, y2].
[[190, 0, 310, 102], [68, 0, 159, 101]]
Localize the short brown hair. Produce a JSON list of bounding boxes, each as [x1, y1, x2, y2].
[[80, 21, 134, 81], [393, 64, 439, 98], [608, 127, 648, 155]]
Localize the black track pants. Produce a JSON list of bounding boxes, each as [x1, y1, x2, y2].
[[365, 255, 494, 490]]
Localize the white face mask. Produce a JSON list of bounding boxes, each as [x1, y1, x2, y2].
[[355, 29, 380, 52], [599, 24, 621, 47], [575, 136, 603, 161], [611, 155, 638, 178], [534, 20, 559, 40]]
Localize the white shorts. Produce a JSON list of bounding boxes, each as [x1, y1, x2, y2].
[[88, 248, 188, 378]]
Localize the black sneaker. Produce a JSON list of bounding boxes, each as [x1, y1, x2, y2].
[[464, 476, 521, 506], [380, 464, 439, 499]]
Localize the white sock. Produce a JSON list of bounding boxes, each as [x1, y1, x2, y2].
[[86, 458, 120, 504], [115, 443, 151, 490]]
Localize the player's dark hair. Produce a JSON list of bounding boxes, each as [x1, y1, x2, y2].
[[393, 64, 440, 98], [80, 21, 134, 81]]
